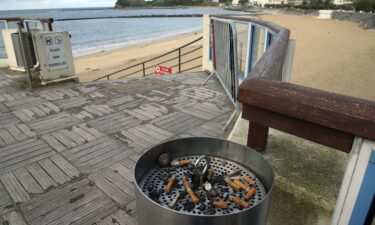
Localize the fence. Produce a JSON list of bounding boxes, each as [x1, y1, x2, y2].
[[94, 36, 203, 81]]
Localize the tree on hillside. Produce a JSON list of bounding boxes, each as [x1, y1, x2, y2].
[[115, 0, 130, 7], [354, 0, 375, 11], [239, 0, 249, 5]]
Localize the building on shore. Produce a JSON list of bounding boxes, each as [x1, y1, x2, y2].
[[233, 0, 353, 6]]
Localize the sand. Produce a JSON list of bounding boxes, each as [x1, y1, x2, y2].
[[75, 32, 203, 82], [260, 14, 375, 101], [75, 14, 375, 101]]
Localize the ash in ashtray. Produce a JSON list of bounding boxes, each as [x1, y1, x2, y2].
[[139, 154, 267, 216]]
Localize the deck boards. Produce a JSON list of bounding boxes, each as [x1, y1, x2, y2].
[[0, 71, 233, 224]]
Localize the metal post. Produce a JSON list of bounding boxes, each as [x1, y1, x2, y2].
[[142, 63, 146, 77], [18, 23, 33, 90], [178, 49, 181, 73]]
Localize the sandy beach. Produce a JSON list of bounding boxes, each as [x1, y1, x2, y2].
[[75, 14, 375, 101], [75, 32, 203, 82]]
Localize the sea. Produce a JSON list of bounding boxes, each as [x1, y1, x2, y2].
[[0, 7, 241, 58]]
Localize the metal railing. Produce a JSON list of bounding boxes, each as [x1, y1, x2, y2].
[[94, 36, 203, 81]]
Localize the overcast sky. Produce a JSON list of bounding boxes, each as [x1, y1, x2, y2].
[[0, 0, 117, 10]]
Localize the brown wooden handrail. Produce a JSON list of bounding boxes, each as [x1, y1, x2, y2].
[[237, 79, 375, 152]]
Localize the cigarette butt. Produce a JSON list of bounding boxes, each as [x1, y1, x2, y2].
[[213, 201, 228, 209], [228, 195, 249, 208], [207, 167, 214, 180], [179, 159, 191, 166], [168, 191, 180, 209], [171, 159, 191, 167], [224, 176, 241, 191], [165, 175, 176, 193], [243, 176, 255, 186], [182, 175, 199, 203], [245, 188, 256, 200], [233, 179, 250, 192]]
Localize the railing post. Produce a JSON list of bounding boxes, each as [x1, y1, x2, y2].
[[142, 63, 146, 77], [178, 49, 181, 73]]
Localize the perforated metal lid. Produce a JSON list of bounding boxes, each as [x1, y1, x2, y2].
[[139, 155, 267, 216]]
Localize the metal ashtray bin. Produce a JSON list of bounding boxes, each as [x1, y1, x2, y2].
[[134, 137, 274, 225]]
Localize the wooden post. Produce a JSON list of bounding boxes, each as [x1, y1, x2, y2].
[[247, 121, 269, 151]]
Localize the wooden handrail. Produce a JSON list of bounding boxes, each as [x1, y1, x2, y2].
[[237, 79, 375, 152]]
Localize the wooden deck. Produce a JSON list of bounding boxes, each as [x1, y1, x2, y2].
[[0, 71, 233, 225]]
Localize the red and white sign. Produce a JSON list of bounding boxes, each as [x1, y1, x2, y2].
[[155, 66, 172, 76]]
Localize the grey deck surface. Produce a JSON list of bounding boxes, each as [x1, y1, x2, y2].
[[0, 71, 233, 225]]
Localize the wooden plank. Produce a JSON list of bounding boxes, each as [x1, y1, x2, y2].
[[0, 128, 16, 145], [71, 126, 96, 141], [59, 129, 85, 145], [79, 124, 103, 138], [100, 169, 134, 196], [49, 155, 80, 179], [30, 106, 47, 117], [2, 211, 27, 225], [84, 150, 133, 174], [110, 162, 133, 182], [51, 131, 77, 149], [13, 167, 43, 194], [42, 134, 66, 152], [29, 189, 105, 225], [17, 123, 35, 138], [38, 158, 70, 185], [20, 178, 88, 213], [6, 124, 28, 141], [237, 78, 375, 142], [0, 184, 14, 216], [0, 172, 30, 203], [13, 110, 31, 122], [89, 172, 132, 206], [242, 105, 354, 152], [68, 197, 116, 225], [26, 163, 57, 191]]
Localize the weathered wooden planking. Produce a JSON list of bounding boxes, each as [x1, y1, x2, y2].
[[89, 172, 133, 206], [61, 137, 133, 173], [49, 154, 80, 179], [0, 183, 14, 216], [55, 96, 91, 109], [2, 211, 27, 225], [95, 209, 137, 225], [0, 172, 30, 203], [38, 158, 70, 185], [120, 124, 173, 149], [0, 124, 35, 147], [42, 124, 103, 152], [178, 102, 229, 120], [88, 112, 141, 134], [20, 178, 116, 225], [100, 168, 135, 197], [152, 111, 204, 134], [13, 167, 43, 194], [4, 97, 44, 110], [0, 103, 10, 113], [12, 103, 60, 122], [0, 139, 56, 175], [39, 88, 79, 101], [0, 113, 20, 128], [110, 162, 134, 182], [27, 112, 82, 135], [26, 162, 57, 190]]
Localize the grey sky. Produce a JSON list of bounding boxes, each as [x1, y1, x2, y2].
[[0, 0, 117, 10]]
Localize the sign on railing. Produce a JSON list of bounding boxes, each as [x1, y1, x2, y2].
[[155, 65, 172, 76]]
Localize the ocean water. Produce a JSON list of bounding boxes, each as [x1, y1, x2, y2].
[[0, 8, 241, 57]]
